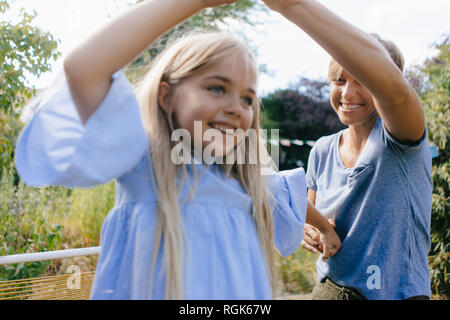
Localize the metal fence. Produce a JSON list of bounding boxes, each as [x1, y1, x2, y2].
[[0, 247, 100, 300]]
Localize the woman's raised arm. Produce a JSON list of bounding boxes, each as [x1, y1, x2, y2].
[[263, 0, 425, 143]]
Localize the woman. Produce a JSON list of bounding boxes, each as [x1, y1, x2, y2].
[[262, 0, 433, 299]]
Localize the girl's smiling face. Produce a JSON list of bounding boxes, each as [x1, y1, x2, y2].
[[330, 68, 378, 128], [160, 55, 257, 158]]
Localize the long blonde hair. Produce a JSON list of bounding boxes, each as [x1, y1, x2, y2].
[[135, 32, 277, 299]]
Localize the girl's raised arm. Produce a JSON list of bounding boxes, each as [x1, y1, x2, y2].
[[64, 0, 236, 125], [263, 0, 425, 143]]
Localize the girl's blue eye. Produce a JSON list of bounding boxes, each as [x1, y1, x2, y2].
[[208, 85, 225, 94], [241, 96, 253, 107]]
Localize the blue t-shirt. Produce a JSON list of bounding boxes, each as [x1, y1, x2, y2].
[[306, 117, 432, 300]]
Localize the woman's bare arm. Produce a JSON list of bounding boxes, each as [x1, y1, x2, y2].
[[263, 0, 425, 143]]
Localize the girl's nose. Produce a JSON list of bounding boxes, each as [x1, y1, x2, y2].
[[223, 94, 243, 117]]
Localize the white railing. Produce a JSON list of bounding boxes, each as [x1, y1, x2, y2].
[[0, 247, 101, 265]]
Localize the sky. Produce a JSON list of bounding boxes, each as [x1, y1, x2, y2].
[[2, 0, 450, 95]]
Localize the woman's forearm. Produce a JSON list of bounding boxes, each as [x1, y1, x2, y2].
[[271, 0, 425, 142], [275, 1, 397, 97]]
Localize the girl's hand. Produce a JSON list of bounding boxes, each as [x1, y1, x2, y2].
[[261, 0, 302, 13], [199, 0, 239, 8], [301, 223, 322, 254], [320, 223, 341, 262], [301, 219, 336, 254]]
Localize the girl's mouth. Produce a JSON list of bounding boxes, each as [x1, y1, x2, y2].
[[208, 122, 236, 136]]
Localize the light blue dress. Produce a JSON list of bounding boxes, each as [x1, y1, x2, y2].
[[15, 70, 307, 300]]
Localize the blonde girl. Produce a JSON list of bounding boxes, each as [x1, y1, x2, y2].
[[15, 0, 340, 299]]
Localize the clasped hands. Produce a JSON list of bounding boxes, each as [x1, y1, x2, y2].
[[301, 219, 337, 256], [200, 0, 302, 13]]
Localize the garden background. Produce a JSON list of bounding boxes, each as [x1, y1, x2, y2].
[[0, 0, 448, 299]]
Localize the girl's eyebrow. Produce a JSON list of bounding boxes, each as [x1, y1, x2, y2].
[[205, 75, 256, 95]]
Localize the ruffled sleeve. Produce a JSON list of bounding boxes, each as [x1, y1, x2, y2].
[[15, 69, 149, 188], [266, 168, 308, 257]]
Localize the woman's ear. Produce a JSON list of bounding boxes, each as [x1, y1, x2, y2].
[[157, 81, 172, 113]]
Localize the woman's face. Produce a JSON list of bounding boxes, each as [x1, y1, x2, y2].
[[330, 68, 378, 127], [162, 55, 257, 159]]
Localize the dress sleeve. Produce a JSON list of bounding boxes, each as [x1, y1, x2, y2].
[[266, 168, 308, 257], [15, 69, 149, 188]]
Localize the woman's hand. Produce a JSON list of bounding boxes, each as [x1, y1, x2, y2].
[[319, 221, 341, 262]]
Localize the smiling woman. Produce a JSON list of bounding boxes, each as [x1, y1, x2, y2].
[[262, 0, 433, 300]]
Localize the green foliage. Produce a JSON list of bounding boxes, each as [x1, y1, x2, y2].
[[0, 168, 66, 280], [260, 78, 345, 169], [0, 0, 62, 279], [408, 34, 450, 297], [64, 182, 115, 247], [419, 35, 450, 297], [0, 0, 61, 115], [126, 0, 265, 82], [0, 0, 60, 170], [275, 247, 318, 295], [0, 110, 23, 177], [0, 164, 115, 280]]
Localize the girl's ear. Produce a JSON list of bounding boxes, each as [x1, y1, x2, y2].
[[157, 81, 172, 113]]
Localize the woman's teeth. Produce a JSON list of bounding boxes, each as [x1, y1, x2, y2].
[[340, 103, 364, 110]]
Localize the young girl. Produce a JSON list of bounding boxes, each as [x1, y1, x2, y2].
[[15, 0, 340, 299], [262, 0, 432, 299]]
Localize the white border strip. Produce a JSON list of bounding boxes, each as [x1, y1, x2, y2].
[[0, 247, 101, 265]]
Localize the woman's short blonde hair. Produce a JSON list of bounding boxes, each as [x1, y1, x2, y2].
[[328, 33, 405, 81]]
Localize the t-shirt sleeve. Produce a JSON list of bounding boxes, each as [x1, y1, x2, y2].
[[266, 168, 308, 257], [305, 146, 318, 191], [381, 120, 429, 155], [15, 69, 149, 188]]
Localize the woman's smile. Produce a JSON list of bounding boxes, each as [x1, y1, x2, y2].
[[338, 102, 366, 112]]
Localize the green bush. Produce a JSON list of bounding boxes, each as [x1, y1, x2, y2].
[[0, 165, 115, 280], [0, 168, 66, 280], [63, 182, 115, 248], [408, 35, 450, 297], [423, 37, 450, 298], [275, 247, 318, 296]]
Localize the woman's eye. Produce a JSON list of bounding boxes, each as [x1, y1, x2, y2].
[[334, 78, 346, 84], [208, 85, 225, 94]]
